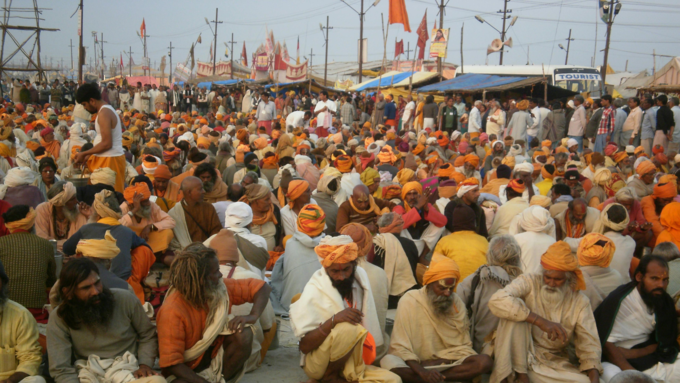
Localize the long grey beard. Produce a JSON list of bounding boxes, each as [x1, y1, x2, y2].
[[539, 283, 570, 321], [62, 205, 80, 223], [427, 287, 455, 318], [205, 278, 228, 326], [463, 168, 475, 178], [135, 205, 152, 219]]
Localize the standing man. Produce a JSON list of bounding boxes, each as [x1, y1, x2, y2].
[[340, 94, 356, 127], [73, 83, 127, 193], [594, 95, 615, 153], [669, 96, 680, 153], [50, 80, 63, 110], [568, 95, 587, 153], [401, 94, 415, 131], [655, 94, 675, 152], [256, 91, 276, 135], [182, 84, 194, 114], [313, 90, 335, 138], [640, 97, 657, 156], [624, 97, 643, 147], [383, 94, 397, 128], [468, 100, 482, 139], [107, 82, 119, 110], [439, 96, 458, 136]]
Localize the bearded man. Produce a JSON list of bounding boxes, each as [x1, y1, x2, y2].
[[595, 255, 680, 382], [393, 181, 447, 259], [0, 260, 45, 383], [445, 178, 489, 237], [488, 242, 603, 383], [35, 181, 87, 250], [152, 165, 181, 211], [555, 198, 600, 241], [627, 160, 656, 199], [483, 140, 507, 173], [168, 177, 222, 250], [289, 235, 400, 383], [336, 185, 396, 233], [48, 258, 163, 383], [157, 243, 272, 383], [462, 154, 482, 184], [195, 163, 228, 203], [381, 254, 493, 382], [120, 180, 176, 257]]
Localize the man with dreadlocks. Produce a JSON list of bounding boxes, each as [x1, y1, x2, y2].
[[156, 243, 272, 383], [48, 258, 163, 383]]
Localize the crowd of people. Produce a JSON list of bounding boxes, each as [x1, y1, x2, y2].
[[0, 76, 678, 383]]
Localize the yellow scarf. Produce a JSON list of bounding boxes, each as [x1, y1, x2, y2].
[[349, 195, 383, 216], [98, 217, 121, 226]]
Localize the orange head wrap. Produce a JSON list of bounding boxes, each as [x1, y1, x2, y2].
[[453, 155, 465, 167], [296, 204, 326, 237], [464, 154, 480, 168], [634, 146, 647, 157], [540, 241, 586, 290], [450, 171, 465, 184], [412, 144, 425, 155], [339, 223, 373, 256], [437, 163, 455, 179], [437, 134, 450, 148], [653, 182, 678, 199], [401, 181, 423, 212], [577, 233, 615, 268], [377, 148, 397, 164], [334, 155, 353, 173], [315, 235, 359, 268], [613, 151, 628, 164], [254, 137, 268, 150], [382, 185, 402, 200], [5, 207, 37, 233], [196, 137, 210, 149], [655, 153, 668, 165], [153, 165, 172, 180], [286, 180, 310, 207], [123, 182, 151, 205], [507, 178, 526, 194], [636, 160, 656, 176], [423, 253, 461, 286], [541, 166, 555, 180], [236, 128, 248, 143]]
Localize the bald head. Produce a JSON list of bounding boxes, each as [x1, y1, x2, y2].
[[181, 176, 204, 205], [353, 185, 370, 197]]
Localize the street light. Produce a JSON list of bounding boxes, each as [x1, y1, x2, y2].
[[474, 11, 518, 64], [558, 44, 565, 50], [601, 0, 622, 93]]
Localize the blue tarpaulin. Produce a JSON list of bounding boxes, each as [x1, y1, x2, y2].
[[175, 79, 252, 90], [354, 72, 415, 91], [417, 74, 529, 92]]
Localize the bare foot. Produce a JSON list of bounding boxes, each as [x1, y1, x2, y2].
[[517, 372, 530, 383]]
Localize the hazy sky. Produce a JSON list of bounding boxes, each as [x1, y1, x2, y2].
[[7, 0, 680, 75]]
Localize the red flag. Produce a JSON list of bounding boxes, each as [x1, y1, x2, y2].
[[241, 41, 248, 67], [394, 40, 404, 58], [416, 11, 429, 60], [140, 19, 146, 39], [120, 54, 123, 70], [388, 0, 411, 33]]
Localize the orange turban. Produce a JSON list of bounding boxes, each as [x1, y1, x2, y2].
[[634, 146, 647, 157], [236, 128, 248, 143], [577, 233, 615, 268], [297, 204, 326, 237], [540, 241, 586, 290], [26, 141, 40, 151], [377, 148, 397, 164], [636, 160, 656, 176], [507, 178, 526, 193], [262, 154, 279, 169], [412, 144, 425, 155], [123, 182, 151, 204], [315, 236, 359, 268], [450, 171, 465, 184], [339, 223, 373, 256], [254, 137, 268, 150], [437, 135, 450, 147], [196, 137, 210, 149], [5, 207, 36, 233], [154, 165, 172, 180], [334, 155, 353, 173], [401, 181, 423, 212], [532, 150, 546, 161], [652, 144, 664, 155], [382, 185, 402, 200], [423, 253, 461, 286], [437, 163, 455, 179], [613, 151, 628, 164], [286, 180, 310, 207], [541, 166, 555, 180], [453, 155, 465, 167], [541, 140, 552, 149], [464, 154, 480, 168], [653, 182, 678, 199], [396, 169, 415, 186], [659, 174, 678, 185]]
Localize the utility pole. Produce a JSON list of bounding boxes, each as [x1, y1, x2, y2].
[[438, 0, 444, 75], [228, 33, 237, 79], [499, 0, 510, 65], [308, 48, 315, 76], [100, 32, 107, 80], [92, 32, 98, 76], [460, 23, 464, 73], [210, 8, 222, 76], [322, 15, 333, 86], [405, 42, 413, 61], [69, 39, 74, 70], [601, 0, 620, 92], [78, 0, 83, 83], [167, 42, 174, 84], [359, 0, 364, 83], [564, 29, 573, 65], [128, 46, 133, 77]]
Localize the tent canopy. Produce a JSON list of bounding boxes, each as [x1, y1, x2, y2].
[[418, 74, 528, 92], [391, 72, 440, 88], [350, 71, 415, 91]]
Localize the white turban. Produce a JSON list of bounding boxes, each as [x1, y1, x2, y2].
[[509, 144, 522, 156], [509, 205, 555, 237], [87, 130, 96, 140], [177, 132, 195, 144], [567, 100, 575, 109], [567, 138, 579, 148], [347, 139, 359, 147], [407, 132, 416, 141], [50, 182, 77, 207], [426, 137, 437, 145], [456, 183, 479, 198], [3, 166, 35, 187], [224, 201, 253, 229], [514, 162, 534, 175], [592, 203, 630, 234], [625, 145, 635, 154], [450, 131, 461, 141], [367, 143, 381, 155], [675, 154, 680, 164], [90, 168, 116, 186], [491, 140, 503, 150], [294, 154, 312, 165], [69, 123, 86, 137], [15, 149, 37, 171]]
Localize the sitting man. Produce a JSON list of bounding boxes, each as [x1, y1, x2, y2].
[[577, 233, 624, 296], [151, 164, 181, 212], [195, 163, 229, 203], [280, 179, 315, 236], [381, 254, 493, 382], [488, 241, 603, 383], [0, 205, 57, 322], [601, 204, 637, 282], [373, 213, 421, 295], [436, 203, 489, 282], [595, 255, 680, 382], [168, 176, 222, 250], [35, 181, 87, 250], [549, 183, 574, 218], [270, 204, 326, 314], [444, 178, 488, 237], [0, 260, 45, 383], [336, 184, 396, 233], [489, 179, 530, 237], [393, 181, 447, 259], [512, 205, 557, 274], [554, 198, 600, 241], [641, 179, 677, 247], [457, 235, 523, 353], [157, 243, 271, 383], [626, 160, 656, 199], [480, 164, 512, 197], [120, 180, 176, 256], [238, 184, 282, 252], [0, 167, 44, 209], [48, 258, 163, 383], [289, 235, 399, 383]]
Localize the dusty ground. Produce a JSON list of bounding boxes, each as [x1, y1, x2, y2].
[[242, 310, 397, 383]]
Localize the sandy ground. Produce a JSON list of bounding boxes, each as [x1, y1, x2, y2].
[[242, 310, 397, 383]]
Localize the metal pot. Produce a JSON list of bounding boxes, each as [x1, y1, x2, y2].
[[66, 176, 89, 188]]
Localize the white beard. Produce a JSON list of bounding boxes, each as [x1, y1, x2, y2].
[[205, 278, 228, 326], [539, 283, 570, 321], [62, 205, 80, 223]]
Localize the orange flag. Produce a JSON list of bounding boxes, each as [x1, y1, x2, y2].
[[389, 0, 411, 33], [140, 18, 146, 38]]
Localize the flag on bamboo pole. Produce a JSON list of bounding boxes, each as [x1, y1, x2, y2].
[[140, 19, 146, 38], [241, 42, 248, 66], [416, 11, 428, 60], [394, 39, 404, 58], [197, 34, 202, 44], [388, 0, 411, 32], [296, 36, 300, 65]]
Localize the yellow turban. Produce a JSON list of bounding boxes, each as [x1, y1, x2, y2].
[[49, 182, 76, 207], [464, 154, 480, 168], [593, 168, 612, 186], [360, 167, 380, 187], [5, 207, 36, 233], [123, 182, 151, 205], [423, 253, 461, 286], [396, 168, 415, 186], [501, 156, 516, 168], [76, 230, 120, 259], [577, 233, 615, 268], [93, 190, 122, 219], [530, 195, 552, 208], [90, 168, 116, 186], [401, 181, 423, 212], [315, 235, 358, 268], [541, 241, 586, 290]]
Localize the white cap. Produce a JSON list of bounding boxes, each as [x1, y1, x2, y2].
[[625, 145, 635, 154], [567, 138, 578, 148]]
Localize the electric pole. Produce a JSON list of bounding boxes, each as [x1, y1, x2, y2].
[[128, 46, 134, 77], [78, 0, 83, 83], [210, 8, 222, 76], [405, 42, 413, 61], [228, 33, 237, 79], [499, 0, 510, 65], [92, 32, 98, 76], [601, 0, 622, 91], [168, 42, 174, 84], [100, 32, 107, 80], [565, 29, 573, 65], [322, 15, 333, 86], [308, 48, 315, 77], [359, 0, 364, 83], [438, 0, 444, 75], [69, 39, 74, 71]]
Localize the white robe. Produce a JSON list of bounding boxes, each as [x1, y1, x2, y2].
[[513, 231, 556, 274], [604, 231, 636, 283]]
